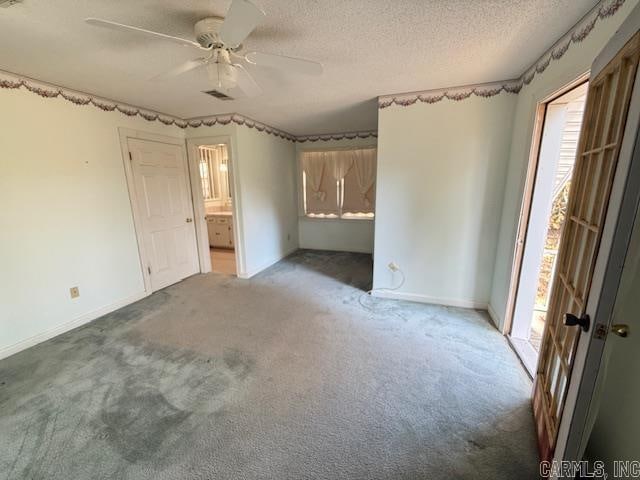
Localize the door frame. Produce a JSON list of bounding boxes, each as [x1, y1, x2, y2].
[[554, 11, 640, 466], [504, 74, 590, 338], [118, 128, 198, 294], [185, 135, 245, 277]]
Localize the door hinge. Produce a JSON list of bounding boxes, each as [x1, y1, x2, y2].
[[147, 265, 151, 275], [128, 151, 133, 161]]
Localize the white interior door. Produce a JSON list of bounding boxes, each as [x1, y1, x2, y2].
[[128, 138, 199, 292], [584, 195, 640, 473]]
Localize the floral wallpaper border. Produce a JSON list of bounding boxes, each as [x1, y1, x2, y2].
[[378, 0, 626, 109], [186, 114, 296, 141], [0, 74, 189, 128], [378, 81, 522, 109], [0, 71, 376, 143], [294, 130, 377, 143]]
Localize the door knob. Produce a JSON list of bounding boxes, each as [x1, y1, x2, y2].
[[564, 313, 590, 332], [611, 324, 630, 338], [186, 218, 193, 223]]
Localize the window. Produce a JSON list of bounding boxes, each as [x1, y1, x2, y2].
[[198, 145, 232, 205], [301, 148, 376, 219]]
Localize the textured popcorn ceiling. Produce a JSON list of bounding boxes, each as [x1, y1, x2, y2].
[[0, 0, 597, 135]]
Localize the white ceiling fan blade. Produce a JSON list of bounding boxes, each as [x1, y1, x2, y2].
[[151, 58, 208, 82], [232, 64, 262, 97], [245, 51, 323, 75], [85, 18, 208, 51], [219, 0, 265, 48]]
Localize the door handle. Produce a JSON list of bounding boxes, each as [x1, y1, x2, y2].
[[611, 324, 630, 338], [564, 313, 590, 332], [186, 218, 193, 223]]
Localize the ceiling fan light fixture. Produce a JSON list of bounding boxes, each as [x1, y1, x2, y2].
[[206, 61, 238, 92], [85, 0, 323, 95]]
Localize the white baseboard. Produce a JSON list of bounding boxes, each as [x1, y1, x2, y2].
[[238, 246, 299, 279], [299, 245, 373, 254], [487, 303, 503, 331], [371, 290, 488, 310], [0, 291, 148, 361]]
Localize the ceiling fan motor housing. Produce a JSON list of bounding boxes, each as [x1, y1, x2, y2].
[[195, 17, 225, 49]]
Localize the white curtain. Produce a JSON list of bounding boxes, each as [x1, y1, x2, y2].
[[302, 149, 375, 216], [302, 151, 339, 214], [326, 150, 353, 182], [302, 151, 326, 202], [351, 148, 377, 207]]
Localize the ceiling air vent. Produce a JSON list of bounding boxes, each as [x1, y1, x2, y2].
[[203, 89, 234, 101]]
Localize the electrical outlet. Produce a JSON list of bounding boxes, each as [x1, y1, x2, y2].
[[388, 262, 400, 272], [69, 287, 80, 299]]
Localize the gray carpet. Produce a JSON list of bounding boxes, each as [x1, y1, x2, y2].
[[0, 250, 539, 479]]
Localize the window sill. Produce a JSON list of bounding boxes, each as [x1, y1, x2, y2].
[[302, 214, 374, 222], [341, 213, 374, 221]]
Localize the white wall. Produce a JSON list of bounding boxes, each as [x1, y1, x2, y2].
[[298, 218, 374, 253], [296, 137, 377, 253], [373, 94, 517, 308], [0, 89, 299, 358], [489, 0, 638, 331], [234, 126, 298, 276], [0, 87, 183, 358]]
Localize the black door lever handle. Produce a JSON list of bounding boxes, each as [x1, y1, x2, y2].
[[564, 313, 590, 332]]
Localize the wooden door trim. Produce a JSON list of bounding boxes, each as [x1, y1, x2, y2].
[[185, 138, 213, 275], [118, 128, 194, 294], [504, 102, 546, 336], [186, 135, 246, 278]]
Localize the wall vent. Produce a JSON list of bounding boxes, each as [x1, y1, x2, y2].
[[203, 89, 234, 101]]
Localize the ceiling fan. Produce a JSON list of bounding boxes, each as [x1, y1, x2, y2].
[[85, 0, 323, 99]]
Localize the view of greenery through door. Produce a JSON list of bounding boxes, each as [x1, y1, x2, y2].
[[530, 182, 571, 351]]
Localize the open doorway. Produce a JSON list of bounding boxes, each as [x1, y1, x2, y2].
[[197, 143, 237, 276], [508, 81, 589, 374]]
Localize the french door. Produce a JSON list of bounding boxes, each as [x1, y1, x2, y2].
[[128, 138, 200, 292], [532, 31, 640, 462]]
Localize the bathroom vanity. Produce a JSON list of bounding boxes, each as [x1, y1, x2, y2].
[[207, 212, 234, 249]]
